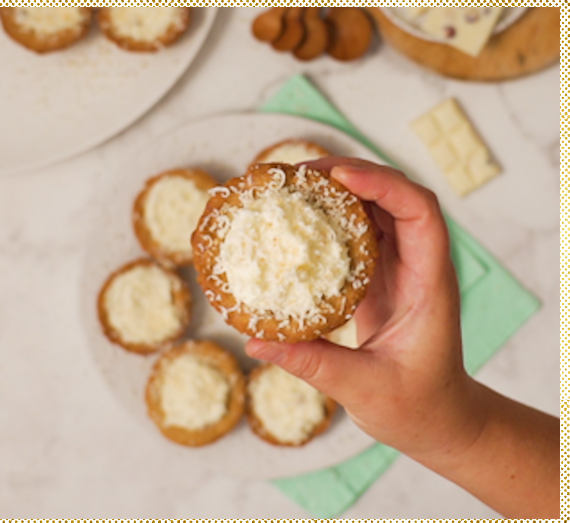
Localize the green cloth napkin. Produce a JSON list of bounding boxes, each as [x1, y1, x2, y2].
[[261, 74, 541, 518]]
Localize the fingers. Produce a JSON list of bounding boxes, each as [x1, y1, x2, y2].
[[331, 163, 451, 283], [246, 338, 373, 406]]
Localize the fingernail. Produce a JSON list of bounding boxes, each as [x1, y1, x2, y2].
[[331, 166, 349, 182], [245, 340, 285, 363]]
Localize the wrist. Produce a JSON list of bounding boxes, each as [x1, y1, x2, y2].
[[406, 375, 490, 471]]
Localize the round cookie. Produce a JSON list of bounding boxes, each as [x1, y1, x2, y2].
[[192, 163, 378, 343], [0, 7, 93, 53], [146, 340, 246, 447], [247, 364, 337, 447], [133, 169, 218, 268], [98, 7, 192, 53], [252, 138, 331, 166], [97, 259, 191, 355]]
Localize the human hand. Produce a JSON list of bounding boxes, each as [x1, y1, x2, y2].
[[246, 158, 486, 460]]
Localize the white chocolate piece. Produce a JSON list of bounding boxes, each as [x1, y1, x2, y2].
[[160, 353, 230, 431], [411, 99, 501, 197], [249, 365, 326, 445], [325, 317, 359, 350], [420, 7, 505, 57]]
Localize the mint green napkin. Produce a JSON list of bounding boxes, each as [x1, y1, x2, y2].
[[261, 74, 541, 518]]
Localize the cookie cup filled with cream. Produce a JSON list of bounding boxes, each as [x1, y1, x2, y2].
[[97, 259, 191, 355], [192, 163, 378, 343], [0, 7, 93, 53], [145, 340, 246, 447], [98, 7, 192, 53], [247, 364, 337, 447], [133, 168, 218, 268]]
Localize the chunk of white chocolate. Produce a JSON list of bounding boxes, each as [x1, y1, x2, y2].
[[411, 99, 501, 197], [420, 7, 505, 57]]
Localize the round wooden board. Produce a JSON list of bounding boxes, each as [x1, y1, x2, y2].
[[366, 7, 560, 82]]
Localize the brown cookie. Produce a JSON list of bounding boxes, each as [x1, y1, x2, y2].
[[0, 7, 93, 54], [192, 163, 378, 343], [251, 138, 331, 167], [246, 364, 337, 447], [98, 7, 192, 53], [146, 340, 246, 447], [133, 168, 218, 269], [97, 258, 191, 355]]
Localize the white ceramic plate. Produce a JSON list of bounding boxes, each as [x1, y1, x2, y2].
[[81, 113, 380, 480], [382, 7, 529, 43], [0, 8, 217, 176]]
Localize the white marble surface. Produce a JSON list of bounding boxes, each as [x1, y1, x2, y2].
[[0, 8, 560, 518]]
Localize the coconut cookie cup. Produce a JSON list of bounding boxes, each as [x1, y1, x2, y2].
[[192, 163, 378, 343], [247, 364, 337, 447], [252, 138, 331, 166], [0, 7, 93, 53], [97, 259, 191, 355], [146, 341, 246, 447], [133, 169, 218, 268], [98, 7, 192, 53]]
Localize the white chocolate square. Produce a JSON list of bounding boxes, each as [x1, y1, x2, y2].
[[420, 7, 505, 57], [411, 99, 501, 196]]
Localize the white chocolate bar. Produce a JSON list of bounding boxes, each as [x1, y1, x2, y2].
[[411, 99, 501, 196], [420, 7, 505, 57]]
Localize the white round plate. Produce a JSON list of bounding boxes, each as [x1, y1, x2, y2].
[[382, 7, 529, 43], [81, 113, 379, 480], [0, 8, 217, 177]]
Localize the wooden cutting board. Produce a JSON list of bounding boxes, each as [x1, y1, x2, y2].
[[366, 7, 560, 82]]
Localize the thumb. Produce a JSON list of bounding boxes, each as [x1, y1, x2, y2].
[[245, 338, 372, 406]]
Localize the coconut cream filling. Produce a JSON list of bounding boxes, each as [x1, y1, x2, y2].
[[250, 366, 326, 445], [107, 7, 185, 42], [104, 265, 182, 345], [15, 7, 87, 35], [219, 189, 350, 318], [144, 175, 210, 255], [160, 354, 230, 431]]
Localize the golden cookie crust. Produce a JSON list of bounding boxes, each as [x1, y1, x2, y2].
[[0, 7, 93, 54], [191, 163, 378, 343], [133, 169, 218, 269], [146, 340, 246, 447], [97, 258, 191, 355], [251, 138, 331, 166], [246, 364, 337, 447], [98, 7, 192, 53]]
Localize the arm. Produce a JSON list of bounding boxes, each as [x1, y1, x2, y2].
[[246, 158, 560, 518]]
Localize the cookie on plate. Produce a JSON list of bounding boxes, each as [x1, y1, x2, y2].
[[247, 364, 336, 447], [146, 340, 246, 447], [97, 259, 191, 355], [0, 7, 93, 53], [252, 138, 331, 166], [192, 163, 378, 343], [98, 7, 192, 52], [133, 169, 218, 268]]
